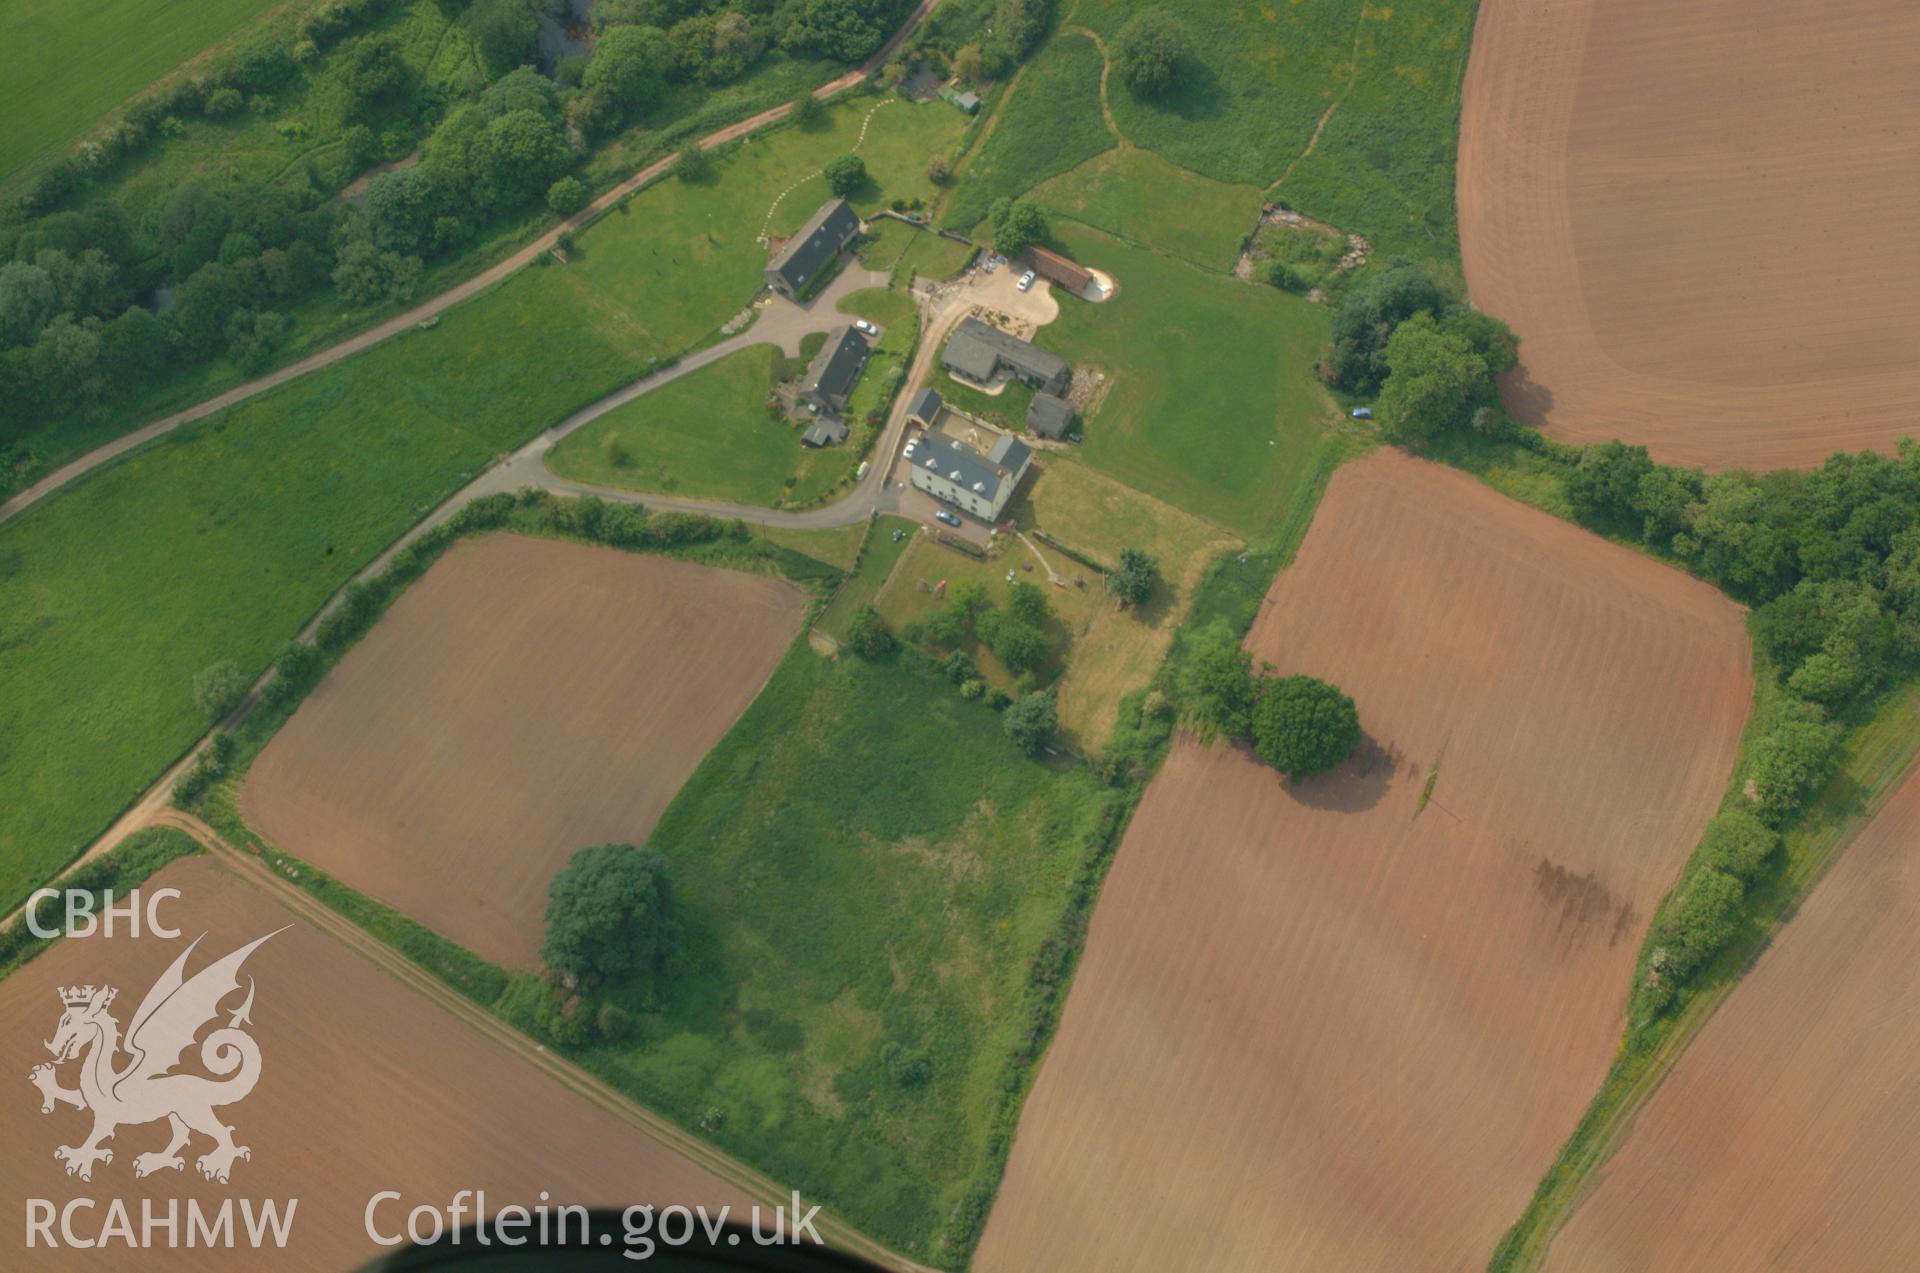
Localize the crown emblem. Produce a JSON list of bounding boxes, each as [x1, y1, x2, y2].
[[59, 985, 101, 1007]]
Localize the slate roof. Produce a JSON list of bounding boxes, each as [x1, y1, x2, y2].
[[1026, 391, 1075, 439], [940, 316, 1067, 389], [799, 326, 870, 408], [915, 431, 1031, 505], [907, 387, 943, 423], [768, 199, 860, 292]]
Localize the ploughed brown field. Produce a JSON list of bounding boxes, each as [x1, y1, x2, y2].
[[1547, 766, 1920, 1270], [0, 857, 759, 1271], [974, 451, 1751, 1271], [1458, 0, 1920, 471], [242, 535, 805, 968]]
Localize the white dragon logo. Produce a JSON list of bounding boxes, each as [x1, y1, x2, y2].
[[27, 928, 285, 1185]]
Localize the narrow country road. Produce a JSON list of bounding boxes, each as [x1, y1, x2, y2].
[[0, 0, 944, 528], [151, 811, 938, 1273]]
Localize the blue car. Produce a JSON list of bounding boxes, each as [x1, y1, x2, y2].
[[1351, 407, 1374, 420], [935, 511, 962, 528]]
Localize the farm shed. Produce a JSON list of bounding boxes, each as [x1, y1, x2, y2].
[[1021, 247, 1094, 297], [941, 316, 1069, 394], [1027, 392, 1075, 440]]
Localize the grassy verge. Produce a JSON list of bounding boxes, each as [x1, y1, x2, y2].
[[0, 828, 201, 982], [1487, 677, 1920, 1271]]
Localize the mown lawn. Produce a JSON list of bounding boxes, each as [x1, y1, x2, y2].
[[1074, 0, 1478, 262], [1031, 146, 1261, 272], [0, 0, 283, 185], [547, 288, 916, 508], [546, 346, 853, 506], [0, 98, 970, 913], [575, 644, 1116, 1261], [1033, 224, 1337, 537], [943, 31, 1114, 233]]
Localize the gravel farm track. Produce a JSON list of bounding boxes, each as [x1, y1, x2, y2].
[[240, 536, 807, 969], [1458, 0, 1920, 471], [1545, 765, 1920, 1269], [974, 450, 1753, 1272]]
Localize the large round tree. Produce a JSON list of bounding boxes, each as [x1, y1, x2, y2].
[[1250, 675, 1361, 779], [542, 843, 680, 986]]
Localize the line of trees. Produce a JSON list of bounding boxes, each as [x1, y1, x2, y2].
[[1176, 624, 1362, 779]]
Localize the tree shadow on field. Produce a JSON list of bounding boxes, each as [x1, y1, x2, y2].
[[1278, 732, 1404, 813], [1499, 364, 1555, 429], [1139, 60, 1227, 124]]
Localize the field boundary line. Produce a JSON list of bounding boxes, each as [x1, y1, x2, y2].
[[1488, 684, 1920, 1271], [157, 811, 938, 1273]]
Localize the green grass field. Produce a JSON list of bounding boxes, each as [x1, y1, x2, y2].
[[546, 345, 864, 507], [943, 32, 1115, 233], [0, 98, 973, 914], [1031, 146, 1261, 272], [547, 288, 916, 507], [1034, 224, 1337, 536], [1073, 0, 1478, 262], [0, 0, 286, 185], [574, 644, 1115, 1261]]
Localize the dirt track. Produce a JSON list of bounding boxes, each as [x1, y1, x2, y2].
[[0, 856, 767, 1271], [1458, 0, 1920, 471], [1547, 763, 1920, 1270], [241, 535, 804, 968], [975, 451, 1751, 1271]]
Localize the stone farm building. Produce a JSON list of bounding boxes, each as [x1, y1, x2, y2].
[[908, 428, 1032, 522], [1026, 391, 1075, 440], [766, 199, 861, 299], [941, 316, 1069, 395]]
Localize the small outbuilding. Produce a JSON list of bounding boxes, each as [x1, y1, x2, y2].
[[906, 387, 943, 428], [1026, 391, 1075, 440], [802, 419, 850, 447]]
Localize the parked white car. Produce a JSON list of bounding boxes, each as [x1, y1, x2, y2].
[[854, 319, 878, 336], [1017, 270, 1036, 292]]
